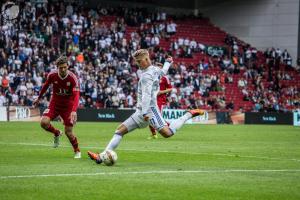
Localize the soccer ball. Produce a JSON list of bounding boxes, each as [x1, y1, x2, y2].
[[100, 150, 118, 166]]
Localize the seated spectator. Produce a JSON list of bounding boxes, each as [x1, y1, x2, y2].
[[226, 101, 234, 110], [238, 78, 247, 88], [221, 56, 231, 71], [189, 39, 197, 50], [198, 43, 206, 53], [169, 97, 180, 109], [178, 37, 184, 47], [169, 20, 177, 35], [217, 96, 226, 109], [242, 88, 250, 101]]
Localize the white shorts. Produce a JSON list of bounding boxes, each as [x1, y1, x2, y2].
[[123, 107, 167, 132]]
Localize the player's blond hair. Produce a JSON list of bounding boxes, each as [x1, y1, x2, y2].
[[132, 49, 149, 61], [56, 55, 68, 66]]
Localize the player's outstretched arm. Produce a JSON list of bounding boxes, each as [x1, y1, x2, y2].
[[161, 56, 173, 75]]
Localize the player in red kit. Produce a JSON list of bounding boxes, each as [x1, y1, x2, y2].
[[33, 56, 81, 158], [148, 75, 172, 139]]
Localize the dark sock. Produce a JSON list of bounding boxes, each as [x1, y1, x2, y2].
[[149, 126, 156, 135], [45, 124, 60, 136], [69, 136, 80, 152]]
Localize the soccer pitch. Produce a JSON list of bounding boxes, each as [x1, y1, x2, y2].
[[0, 122, 299, 200]]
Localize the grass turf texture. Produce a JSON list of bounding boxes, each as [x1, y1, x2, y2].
[[0, 122, 300, 200]]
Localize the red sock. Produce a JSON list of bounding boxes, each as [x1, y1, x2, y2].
[[45, 124, 60, 136], [149, 126, 156, 136], [69, 137, 80, 152]]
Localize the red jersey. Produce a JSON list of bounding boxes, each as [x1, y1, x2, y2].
[[38, 70, 80, 112], [157, 76, 172, 106]]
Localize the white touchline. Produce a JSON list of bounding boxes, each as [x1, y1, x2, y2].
[[0, 141, 300, 162], [1, 169, 300, 179]]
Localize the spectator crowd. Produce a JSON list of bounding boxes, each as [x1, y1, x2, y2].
[[0, 1, 299, 112]]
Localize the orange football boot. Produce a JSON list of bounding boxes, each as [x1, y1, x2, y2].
[[188, 109, 205, 117], [87, 151, 102, 164]]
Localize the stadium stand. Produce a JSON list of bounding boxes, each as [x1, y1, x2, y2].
[[0, 1, 299, 112]]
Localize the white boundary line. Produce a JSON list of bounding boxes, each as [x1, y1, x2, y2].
[[1, 169, 300, 179], [0, 141, 300, 162]]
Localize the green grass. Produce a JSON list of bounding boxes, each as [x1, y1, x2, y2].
[[0, 122, 300, 200]]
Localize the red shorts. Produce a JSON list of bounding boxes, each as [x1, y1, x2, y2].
[[157, 102, 166, 112], [42, 103, 73, 127]]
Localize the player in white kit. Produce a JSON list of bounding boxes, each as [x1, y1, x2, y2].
[[88, 49, 205, 164]]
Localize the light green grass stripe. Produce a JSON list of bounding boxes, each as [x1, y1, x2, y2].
[[1, 169, 300, 179], [0, 141, 300, 162]]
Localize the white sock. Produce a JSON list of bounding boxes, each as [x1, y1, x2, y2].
[[105, 133, 123, 151], [169, 112, 192, 134]]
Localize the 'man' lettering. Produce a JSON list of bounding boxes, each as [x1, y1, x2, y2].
[[163, 111, 169, 119], [176, 111, 183, 118]]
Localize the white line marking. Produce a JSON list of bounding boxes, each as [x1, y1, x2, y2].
[[0, 142, 300, 162], [1, 169, 300, 179]]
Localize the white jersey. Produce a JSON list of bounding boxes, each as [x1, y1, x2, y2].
[[136, 62, 171, 115]]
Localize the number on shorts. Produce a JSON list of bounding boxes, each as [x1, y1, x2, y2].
[[150, 118, 156, 126]]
